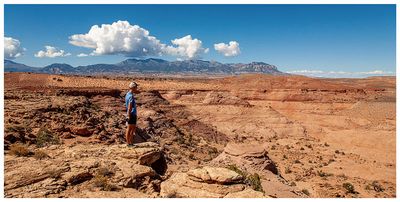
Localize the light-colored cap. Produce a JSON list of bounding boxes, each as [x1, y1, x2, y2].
[[129, 81, 138, 89]]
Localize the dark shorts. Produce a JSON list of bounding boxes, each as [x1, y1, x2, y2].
[[126, 114, 137, 125]]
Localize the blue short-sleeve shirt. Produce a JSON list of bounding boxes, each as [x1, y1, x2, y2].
[[125, 91, 137, 115]]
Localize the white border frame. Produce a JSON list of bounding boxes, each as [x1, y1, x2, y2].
[[0, 1, 398, 201]]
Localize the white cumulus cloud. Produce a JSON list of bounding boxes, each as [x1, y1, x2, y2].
[[69, 20, 165, 57], [69, 21, 208, 59], [77, 53, 89, 57], [164, 35, 209, 59], [214, 41, 240, 57], [35, 46, 71, 58], [4, 37, 25, 60]]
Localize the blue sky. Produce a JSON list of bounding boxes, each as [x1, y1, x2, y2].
[[4, 4, 396, 77]]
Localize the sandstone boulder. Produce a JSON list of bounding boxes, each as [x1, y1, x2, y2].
[[68, 172, 93, 185], [187, 166, 243, 184], [160, 166, 263, 198], [211, 142, 278, 175], [71, 127, 93, 137], [162, 91, 182, 100]]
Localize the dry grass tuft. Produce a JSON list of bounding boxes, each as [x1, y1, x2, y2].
[[92, 174, 118, 191], [9, 143, 31, 157], [34, 150, 49, 160]]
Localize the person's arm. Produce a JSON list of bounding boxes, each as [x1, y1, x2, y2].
[[127, 99, 133, 119]]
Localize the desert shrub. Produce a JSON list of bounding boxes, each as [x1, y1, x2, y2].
[[207, 146, 219, 155], [343, 182, 357, 194], [93, 174, 108, 187], [302, 189, 310, 196], [317, 170, 333, 177], [367, 181, 384, 192], [34, 150, 49, 160], [97, 166, 114, 177], [36, 127, 60, 147], [227, 164, 248, 178], [92, 174, 118, 191], [9, 143, 31, 157], [324, 142, 330, 147], [103, 183, 119, 191], [176, 132, 185, 145], [247, 173, 263, 192], [206, 146, 220, 160], [227, 164, 264, 192]]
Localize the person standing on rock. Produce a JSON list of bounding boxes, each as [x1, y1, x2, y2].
[[125, 81, 140, 147]]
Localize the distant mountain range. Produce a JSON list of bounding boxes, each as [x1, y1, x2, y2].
[[4, 58, 285, 75]]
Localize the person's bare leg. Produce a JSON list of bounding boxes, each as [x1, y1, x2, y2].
[[129, 124, 136, 144], [126, 125, 134, 144], [125, 126, 130, 144]]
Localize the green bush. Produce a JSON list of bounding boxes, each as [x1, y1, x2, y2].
[[317, 170, 333, 177], [227, 164, 264, 193], [227, 164, 247, 178], [36, 127, 60, 147], [247, 173, 263, 192], [371, 181, 384, 192], [343, 182, 356, 194]]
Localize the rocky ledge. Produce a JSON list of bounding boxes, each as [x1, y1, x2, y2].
[[4, 141, 272, 198], [4, 142, 166, 198]]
